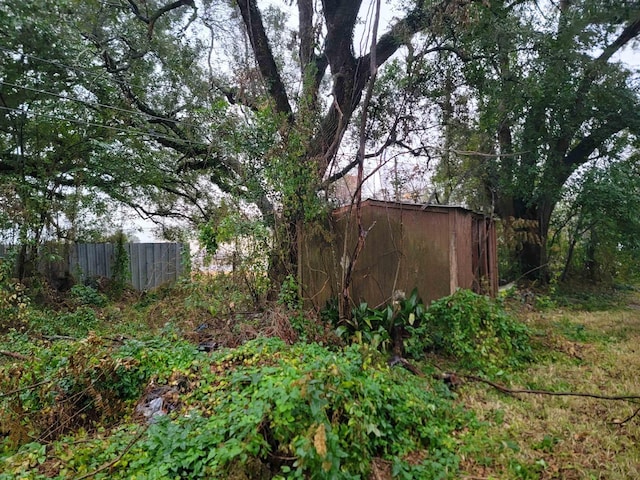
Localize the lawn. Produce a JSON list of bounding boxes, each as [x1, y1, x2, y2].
[[457, 290, 640, 479]]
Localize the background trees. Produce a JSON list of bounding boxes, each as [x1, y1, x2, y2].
[[444, 0, 640, 280], [1, 0, 639, 287]]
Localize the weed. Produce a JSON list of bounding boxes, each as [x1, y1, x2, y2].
[[426, 289, 532, 374], [70, 284, 108, 308], [333, 288, 431, 358]]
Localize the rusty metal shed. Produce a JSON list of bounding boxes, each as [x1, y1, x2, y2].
[[299, 199, 498, 309]]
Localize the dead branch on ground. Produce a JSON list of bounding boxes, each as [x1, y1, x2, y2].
[[463, 374, 640, 402], [0, 350, 29, 360]]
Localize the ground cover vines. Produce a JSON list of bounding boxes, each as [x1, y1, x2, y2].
[[1, 336, 476, 479]]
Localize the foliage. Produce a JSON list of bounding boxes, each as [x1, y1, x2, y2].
[[0, 251, 30, 332], [3, 275, 639, 478], [553, 155, 640, 282], [276, 274, 324, 341], [334, 289, 430, 358], [110, 231, 130, 298], [278, 274, 302, 310], [199, 211, 271, 306], [0, 331, 202, 448], [70, 284, 108, 308], [426, 290, 532, 373], [1, 337, 474, 479]]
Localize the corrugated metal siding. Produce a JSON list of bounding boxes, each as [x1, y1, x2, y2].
[[300, 200, 498, 309]]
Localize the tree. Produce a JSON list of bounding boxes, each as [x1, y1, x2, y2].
[[554, 153, 640, 282], [37, 0, 478, 282], [453, 0, 640, 280], [0, 1, 222, 265]]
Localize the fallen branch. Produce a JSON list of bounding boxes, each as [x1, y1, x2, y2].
[[74, 424, 149, 480], [463, 375, 640, 402], [612, 406, 640, 426], [0, 350, 29, 361], [41, 335, 78, 341], [388, 356, 424, 377], [0, 379, 51, 398]]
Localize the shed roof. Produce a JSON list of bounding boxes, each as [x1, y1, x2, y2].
[[332, 199, 486, 217]]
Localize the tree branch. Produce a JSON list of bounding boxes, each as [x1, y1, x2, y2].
[[0, 350, 29, 361], [562, 114, 636, 170], [236, 0, 293, 119], [364, 0, 474, 70], [464, 374, 640, 403], [147, 0, 196, 39]]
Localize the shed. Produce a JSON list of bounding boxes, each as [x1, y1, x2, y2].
[[299, 199, 498, 309]]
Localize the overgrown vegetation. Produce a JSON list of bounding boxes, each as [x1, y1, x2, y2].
[[1, 273, 639, 479], [332, 288, 531, 375], [0, 280, 476, 479]]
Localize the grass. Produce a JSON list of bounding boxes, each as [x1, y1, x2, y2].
[[457, 291, 640, 479]]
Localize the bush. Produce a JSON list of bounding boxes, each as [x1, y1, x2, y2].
[[0, 331, 202, 448], [70, 284, 108, 308], [2, 338, 477, 479], [426, 290, 532, 373], [0, 256, 30, 332], [334, 288, 429, 357], [122, 338, 471, 479]]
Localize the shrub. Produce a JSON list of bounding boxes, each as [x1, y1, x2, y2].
[[425, 289, 532, 373], [122, 338, 471, 479], [334, 288, 430, 357], [0, 256, 30, 332], [2, 338, 477, 479], [0, 332, 202, 447], [70, 284, 108, 308]]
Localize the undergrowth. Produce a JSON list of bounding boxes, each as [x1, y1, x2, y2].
[[3, 272, 634, 479], [1, 337, 476, 479], [332, 288, 531, 375]]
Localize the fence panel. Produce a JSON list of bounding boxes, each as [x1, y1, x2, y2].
[[0, 243, 186, 290]]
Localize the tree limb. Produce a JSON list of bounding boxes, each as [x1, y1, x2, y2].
[[562, 114, 634, 170], [464, 374, 640, 402], [147, 0, 196, 40], [0, 350, 29, 361], [236, 0, 293, 119]]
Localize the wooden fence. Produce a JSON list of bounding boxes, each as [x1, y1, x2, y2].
[[0, 243, 187, 291]]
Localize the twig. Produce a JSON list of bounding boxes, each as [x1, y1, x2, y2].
[[371, 460, 383, 480], [0, 379, 51, 398], [612, 406, 640, 426], [464, 375, 640, 402], [388, 356, 424, 377], [0, 350, 29, 360], [74, 424, 150, 480], [41, 335, 78, 341]]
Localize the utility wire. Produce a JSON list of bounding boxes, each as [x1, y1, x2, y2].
[[0, 79, 203, 129], [0, 105, 210, 148]]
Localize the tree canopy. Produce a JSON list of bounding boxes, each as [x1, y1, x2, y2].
[[1, 0, 639, 284]]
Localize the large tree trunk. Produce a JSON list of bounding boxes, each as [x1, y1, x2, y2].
[[498, 197, 554, 283]]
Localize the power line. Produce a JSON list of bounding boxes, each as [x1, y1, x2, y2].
[[0, 104, 211, 149], [0, 45, 151, 98], [0, 79, 199, 128]]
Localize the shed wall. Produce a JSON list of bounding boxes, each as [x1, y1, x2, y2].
[[300, 200, 497, 309]]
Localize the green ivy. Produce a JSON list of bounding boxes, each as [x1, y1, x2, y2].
[[1, 338, 477, 479], [426, 290, 532, 374]]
